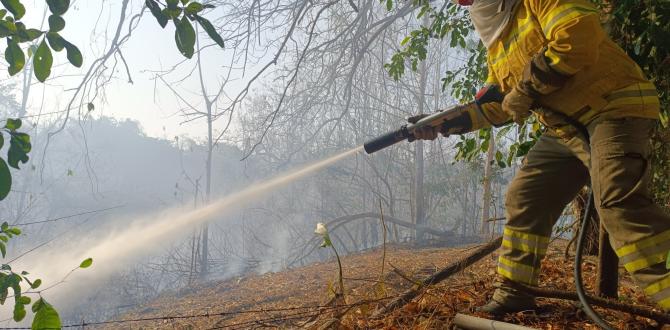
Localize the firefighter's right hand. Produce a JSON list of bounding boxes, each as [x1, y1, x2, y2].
[[407, 114, 446, 140]]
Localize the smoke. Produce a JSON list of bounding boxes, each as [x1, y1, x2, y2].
[[9, 147, 362, 320]]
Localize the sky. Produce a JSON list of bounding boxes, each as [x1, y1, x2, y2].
[[7, 0, 257, 142]]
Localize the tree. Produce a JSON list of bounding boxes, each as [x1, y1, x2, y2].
[[0, 0, 225, 327]]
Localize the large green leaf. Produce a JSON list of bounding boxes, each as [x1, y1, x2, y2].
[[145, 0, 168, 28], [63, 40, 82, 67], [194, 15, 224, 48], [32, 298, 61, 330], [45, 0, 69, 16], [5, 38, 24, 75], [0, 0, 25, 20], [33, 39, 53, 82], [174, 16, 195, 58], [48, 14, 65, 32]]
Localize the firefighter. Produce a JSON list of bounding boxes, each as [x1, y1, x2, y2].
[[411, 0, 670, 315]]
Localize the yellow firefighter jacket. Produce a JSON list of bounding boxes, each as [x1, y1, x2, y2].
[[469, 0, 660, 132]]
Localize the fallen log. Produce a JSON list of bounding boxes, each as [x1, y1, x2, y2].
[[453, 313, 538, 330], [510, 282, 670, 325], [372, 237, 502, 317]]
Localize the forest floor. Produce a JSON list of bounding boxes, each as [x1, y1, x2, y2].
[[111, 239, 669, 329]]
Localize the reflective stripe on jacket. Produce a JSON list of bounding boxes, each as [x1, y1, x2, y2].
[[468, 0, 660, 130]]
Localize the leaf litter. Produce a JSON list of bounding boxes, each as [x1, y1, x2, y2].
[[110, 240, 669, 329]]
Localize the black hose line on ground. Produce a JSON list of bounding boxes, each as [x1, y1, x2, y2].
[[561, 111, 615, 330], [575, 192, 615, 330]]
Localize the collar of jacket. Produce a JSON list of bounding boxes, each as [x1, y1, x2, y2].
[[469, 0, 522, 48]]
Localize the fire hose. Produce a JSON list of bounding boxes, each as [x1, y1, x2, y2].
[[363, 89, 615, 329]]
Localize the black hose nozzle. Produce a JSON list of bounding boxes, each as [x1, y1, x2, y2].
[[363, 126, 412, 154]]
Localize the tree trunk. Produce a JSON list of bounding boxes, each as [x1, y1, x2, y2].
[[597, 224, 619, 298], [480, 135, 495, 235], [413, 15, 430, 243]]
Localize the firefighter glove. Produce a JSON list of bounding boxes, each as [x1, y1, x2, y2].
[[502, 87, 533, 124], [407, 114, 448, 140]]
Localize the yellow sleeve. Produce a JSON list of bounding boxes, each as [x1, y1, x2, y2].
[[467, 102, 510, 131], [485, 61, 498, 85], [530, 0, 604, 75]]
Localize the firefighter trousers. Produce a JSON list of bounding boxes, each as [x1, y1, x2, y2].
[[494, 117, 670, 311]]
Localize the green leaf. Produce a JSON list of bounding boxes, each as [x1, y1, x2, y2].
[[7, 132, 31, 169], [0, 242, 5, 258], [0, 159, 11, 201], [0, 19, 16, 38], [46, 32, 65, 51], [45, 0, 69, 15], [48, 14, 65, 32], [26, 44, 37, 57], [5, 38, 24, 75], [174, 16, 195, 58], [7, 227, 20, 235], [166, 0, 178, 9], [17, 28, 43, 42], [194, 15, 224, 48], [0, 9, 7, 19], [31, 278, 41, 289], [5, 118, 21, 130], [162, 7, 182, 19], [33, 39, 53, 82], [63, 40, 82, 67], [185, 2, 203, 14], [0, 235, 7, 242], [386, 0, 392, 11], [32, 299, 61, 330], [1, 0, 26, 20], [18, 295, 30, 304], [145, 0, 168, 28], [79, 257, 93, 268], [87, 103, 94, 112], [13, 302, 26, 322]]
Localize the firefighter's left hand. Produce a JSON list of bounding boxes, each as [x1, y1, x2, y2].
[[408, 114, 449, 140], [502, 87, 533, 124]]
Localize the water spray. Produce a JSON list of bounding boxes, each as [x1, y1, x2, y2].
[[13, 147, 363, 311]]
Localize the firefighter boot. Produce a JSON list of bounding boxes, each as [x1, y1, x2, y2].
[[477, 279, 537, 316]]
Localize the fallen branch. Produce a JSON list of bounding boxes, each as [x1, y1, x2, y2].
[[510, 282, 670, 325], [453, 313, 538, 330], [372, 237, 502, 317]]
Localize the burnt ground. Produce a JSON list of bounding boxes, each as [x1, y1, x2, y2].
[[107, 240, 669, 329]]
